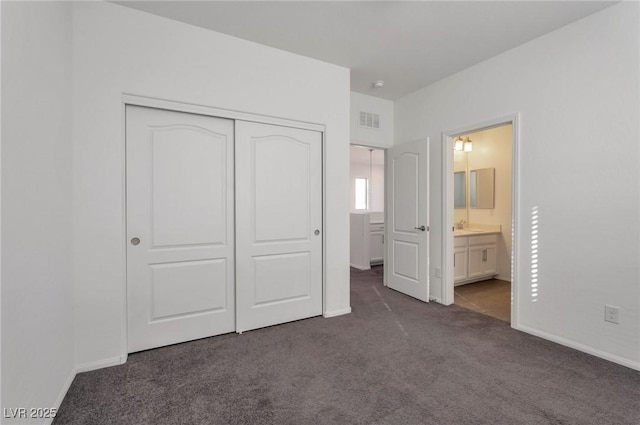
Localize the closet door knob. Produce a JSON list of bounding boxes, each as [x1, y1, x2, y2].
[[314, 229, 320, 236], [131, 237, 140, 246], [414, 225, 426, 231]]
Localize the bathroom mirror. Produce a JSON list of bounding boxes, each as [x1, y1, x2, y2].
[[454, 171, 466, 209], [470, 168, 495, 209]]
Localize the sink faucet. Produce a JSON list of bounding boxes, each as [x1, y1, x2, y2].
[[457, 219, 466, 230]]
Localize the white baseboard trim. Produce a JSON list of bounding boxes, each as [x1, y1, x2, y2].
[[45, 366, 77, 425], [323, 307, 352, 318], [75, 354, 127, 374], [350, 263, 370, 271], [42, 355, 128, 424], [515, 324, 640, 371]]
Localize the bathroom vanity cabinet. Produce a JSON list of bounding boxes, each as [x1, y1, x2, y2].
[[454, 233, 498, 285], [350, 213, 385, 269], [369, 222, 384, 265], [454, 238, 469, 282]]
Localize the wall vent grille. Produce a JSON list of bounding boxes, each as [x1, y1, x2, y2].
[[359, 111, 380, 129]]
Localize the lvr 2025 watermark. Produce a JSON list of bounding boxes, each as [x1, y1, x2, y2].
[[3, 408, 57, 419]]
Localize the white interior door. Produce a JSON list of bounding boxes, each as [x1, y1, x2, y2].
[[235, 121, 323, 332], [126, 106, 235, 353], [385, 139, 429, 302]]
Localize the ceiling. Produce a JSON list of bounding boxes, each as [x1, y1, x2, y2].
[[350, 145, 385, 165], [116, 1, 615, 100]]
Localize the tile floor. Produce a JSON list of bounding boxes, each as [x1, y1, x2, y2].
[[454, 279, 511, 322]]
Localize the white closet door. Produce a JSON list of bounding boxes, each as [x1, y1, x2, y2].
[[126, 106, 235, 353], [235, 121, 323, 332]]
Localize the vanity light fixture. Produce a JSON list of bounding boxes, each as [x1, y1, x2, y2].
[[454, 136, 464, 151], [463, 137, 473, 152]]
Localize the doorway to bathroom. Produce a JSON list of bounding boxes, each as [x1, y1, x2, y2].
[[349, 145, 386, 272], [442, 117, 519, 325]]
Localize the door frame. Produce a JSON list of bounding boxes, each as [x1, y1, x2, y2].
[[121, 94, 327, 358], [441, 114, 520, 327]]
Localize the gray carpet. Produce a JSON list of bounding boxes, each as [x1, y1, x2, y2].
[[54, 267, 640, 424]]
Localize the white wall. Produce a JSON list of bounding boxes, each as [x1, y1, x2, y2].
[[395, 2, 639, 368], [72, 2, 351, 368], [350, 213, 370, 270], [464, 125, 512, 281], [370, 163, 384, 212], [1, 1, 75, 421], [350, 92, 394, 148]]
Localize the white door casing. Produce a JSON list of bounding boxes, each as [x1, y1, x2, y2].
[[126, 106, 235, 353], [235, 121, 323, 332], [385, 140, 430, 302]]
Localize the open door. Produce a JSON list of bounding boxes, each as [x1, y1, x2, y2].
[[385, 139, 429, 302]]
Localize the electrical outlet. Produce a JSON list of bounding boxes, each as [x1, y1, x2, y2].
[[435, 267, 441, 278], [604, 305, 620, 324]]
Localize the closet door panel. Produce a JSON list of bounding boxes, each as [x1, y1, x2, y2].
[[126, 106, 235, 353], [235, 121, 323, 332]]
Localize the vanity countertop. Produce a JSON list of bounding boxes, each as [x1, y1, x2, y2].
[[454, 228, 501, 237]]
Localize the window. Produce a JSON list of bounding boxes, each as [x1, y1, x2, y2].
[[355, 178, 368, 210]]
